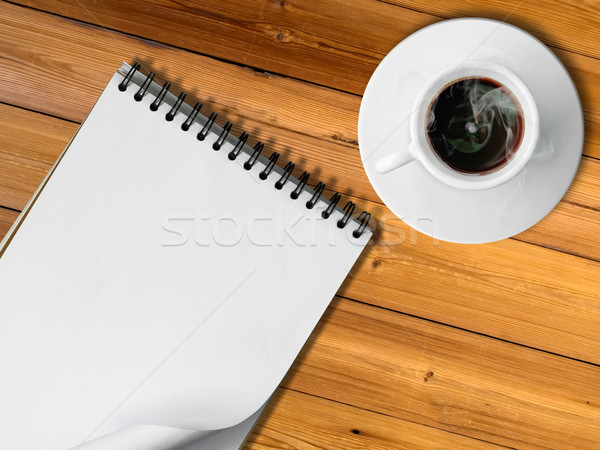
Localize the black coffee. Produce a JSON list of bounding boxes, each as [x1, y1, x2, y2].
[[426, 77, 524, 174]]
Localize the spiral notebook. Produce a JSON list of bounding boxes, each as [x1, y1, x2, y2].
[[0, 62, 371, 449]]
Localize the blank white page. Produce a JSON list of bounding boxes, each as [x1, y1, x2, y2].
[[0, 65, 370, 449]]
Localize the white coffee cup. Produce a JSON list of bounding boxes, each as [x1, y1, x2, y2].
[[374, 60, 539, 190]]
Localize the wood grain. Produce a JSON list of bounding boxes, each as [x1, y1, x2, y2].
[[0, 105, 78, 211], [2, 103, 600, 365], [282, 298, 600, 449], [0, 2, 375, 202], [383, 0, 600, 63], [0, 207, 19, 241], [2, 1, 600, 447], [245, 388, 505, 449], [341, 200, 600, 364], [16, 0, 429, 95], [5, 2, 600, 162], [1, 1, 599, 190], [16, 0, 600, 101], [515, 198, 600, 259]]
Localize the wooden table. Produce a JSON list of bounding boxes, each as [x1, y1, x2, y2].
[[1, 1, 599, 448]]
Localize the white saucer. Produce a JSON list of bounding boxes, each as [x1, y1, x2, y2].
[[358, 18, 584, 244]]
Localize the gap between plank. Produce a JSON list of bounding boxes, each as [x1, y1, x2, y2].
[[338, 294, 600, 368], [0, 205, 21, 213], [0, 100, 80, 125], [278, 386, 517, 449], [2, 0, 362, 99], [374, 0, 600, 64]]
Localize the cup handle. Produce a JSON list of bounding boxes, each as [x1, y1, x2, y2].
[[374, 142, 416, 174]]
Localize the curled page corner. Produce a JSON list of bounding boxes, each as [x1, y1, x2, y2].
[[72, 400, 267, 450]]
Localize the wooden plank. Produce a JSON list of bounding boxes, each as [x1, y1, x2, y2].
[[562, 157, 600, 223], [382, 0, 600, 64], [15, 0, 600, 91], [2, 104, 600, 365], [14, 0, 600, 141], [0, 2, 375, 202], [0, 105, 78, 211], [0, 0, 600, 158], [1, 1, 599, 180], [282, 298, 600, 449], [244, 388, 505, 449], [0, 208, 19, 241], [516, 199, 600, 260], [340, 199, 600, 364], [17, 0, 429, 96], [0, 2, 360, 140]]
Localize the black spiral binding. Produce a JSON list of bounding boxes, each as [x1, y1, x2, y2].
[[119, 64, 371, 237], [150, 81, 171, 111], [275, 162, 295, 190], [244, 142, 263, 170], [213, 121, 232, 150], [260, 152, 279, 180], [182, 102, 202, 131], [118, 62, 141, 92], [134, 72, 155, 101], [306, 181, 325, 209], [290, 171, 309, 199], [166, 92, 186, 121], [228, 131, 248, 160], [198, 112, 217, 141], [353, 211, 371, 239], [337, 201, 355, 228], [322, 192, 341, 219]]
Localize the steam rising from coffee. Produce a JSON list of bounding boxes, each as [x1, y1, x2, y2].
[[426, 77, 524, 174]]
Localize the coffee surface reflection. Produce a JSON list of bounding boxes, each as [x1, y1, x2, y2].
[[426, 77, 524, 174]]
